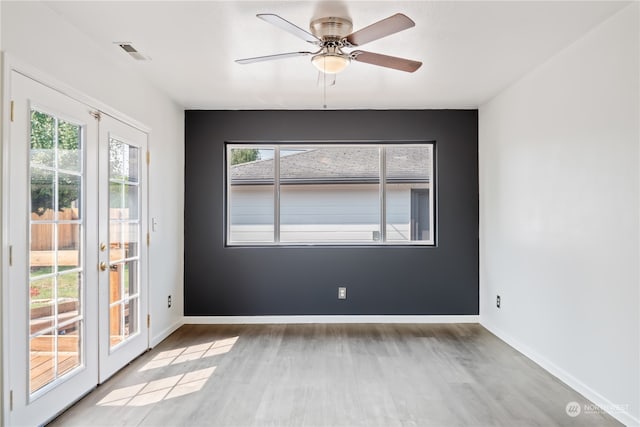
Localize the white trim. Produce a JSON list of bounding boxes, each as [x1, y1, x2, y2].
[[481, 319, 640, 427], [150, 319, 183, 349], [184, 315, 479, 325], [1, 54, 150, 133], [1, 52, 11, 427]]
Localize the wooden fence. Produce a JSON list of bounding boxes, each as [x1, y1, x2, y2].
[[31, 208, 79, 251]]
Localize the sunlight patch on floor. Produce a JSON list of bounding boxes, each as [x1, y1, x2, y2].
[[139, 336, 238, 371], [97, 367, 216, 407]]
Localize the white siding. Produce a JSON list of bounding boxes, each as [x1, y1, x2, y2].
[[229, 183, 429, 243]]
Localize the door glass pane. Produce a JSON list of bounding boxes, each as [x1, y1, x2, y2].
[[30, 223, 54, 276], [57, 224, 80, 272], [109, 183, 138, 220], [57, 120, 82, 172], [124, 298, 138, 338], [58, 172, 82, 218], [124, 260, 138, 297], [30, 277, 55, 334], [30, 331, 55, 393], [58, 321, 81, 376], [30, 110, 55, 168], [108, 137, 140, 350], [109, 225, 124, 263], [228, 147, 274, 243], [57, 272, 81, 324], [109, 263, 123, 304], [109, 303, 123, 347], [28, 109, 84, 394], [124, 222, 139, 259], [31, 168, 55, 215], [110, 139, 139, 182]]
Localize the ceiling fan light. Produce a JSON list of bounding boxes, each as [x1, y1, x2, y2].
[[311, 53, 350, 74]]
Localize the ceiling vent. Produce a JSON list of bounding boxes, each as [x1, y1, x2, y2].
[[115, 42, 150, 61]]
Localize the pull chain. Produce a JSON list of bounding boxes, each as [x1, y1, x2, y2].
[[323, 57, 327, 109]]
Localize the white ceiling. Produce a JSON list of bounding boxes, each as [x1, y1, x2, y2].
[[45, 1, 629, 109]]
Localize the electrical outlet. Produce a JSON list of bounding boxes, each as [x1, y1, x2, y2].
[[496, 295, 501, 309], [338, 287, 347, 300], [168, 295, 172, 308]]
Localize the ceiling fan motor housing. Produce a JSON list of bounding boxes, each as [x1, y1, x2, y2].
[[310, 17, 353, 39], [310, 17, 354, 73]]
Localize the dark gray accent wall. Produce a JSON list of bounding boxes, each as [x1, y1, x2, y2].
[[184, 110, 478, 316]]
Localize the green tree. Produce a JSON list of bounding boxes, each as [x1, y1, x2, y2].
[[231, 148, 260, 165], [30, 110, 81, 215]]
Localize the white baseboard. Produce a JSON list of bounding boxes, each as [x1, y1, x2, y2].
[[150, 319, 183, 348], [183, 315, 479, 324], [480, 319, 639, 427]]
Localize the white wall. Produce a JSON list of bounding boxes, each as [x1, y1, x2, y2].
[[479, 3, 639, 425], [1, 0, 184, 351]]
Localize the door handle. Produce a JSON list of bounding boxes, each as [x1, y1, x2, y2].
[[99, 262, 108, 271]]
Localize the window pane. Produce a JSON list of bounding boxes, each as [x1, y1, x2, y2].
[[386, 146, 433, 243], [110, 139, 139, 183], [124, 260, 138, 297], [110, 183, 138, 220], [30, 331, 55, 393], [30, 277, 55, 334], [57, 224, 80, 272], [228, 147, 274, 242], [57, 272, 81, 325], [226, 143, 434, 246], [58, 172, 82, 217], [108, 262, 135, 349], [109, 303, 123, 347], [31, 168, 55, 215], [280, 146, 380, 243], [58, 120, 82, 172], [124, 298, 138, 338], [110, 222, 139, 262], [30, 111, 55, 168], [109, 263, 123, 304], [124, 222, 139, 259], [58, 320, 81, 376], [31, 223, 54, 276]]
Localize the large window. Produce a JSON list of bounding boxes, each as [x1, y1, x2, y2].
[[226, 143, 434, 245]]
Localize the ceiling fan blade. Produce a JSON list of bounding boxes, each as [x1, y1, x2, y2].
[[257, 13, 322, 44], [346, 13, 415, 46], [351, 50, 422, 73], [236, 51, 313, 64]]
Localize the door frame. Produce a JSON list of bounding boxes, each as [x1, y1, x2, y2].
[[1, 53, 151, 425]]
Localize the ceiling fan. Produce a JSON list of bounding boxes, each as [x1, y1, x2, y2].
[[235, 13, 422, 76]]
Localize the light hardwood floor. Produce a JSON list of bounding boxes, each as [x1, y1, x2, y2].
[[49, 324, 621, 426]]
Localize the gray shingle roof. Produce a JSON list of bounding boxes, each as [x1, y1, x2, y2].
[[230, 146, 431, 184]]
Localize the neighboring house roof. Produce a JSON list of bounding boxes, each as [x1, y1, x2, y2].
[[230, 146, 431, 185]]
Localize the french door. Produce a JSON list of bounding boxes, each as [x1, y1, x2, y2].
[[98, 115, 148, 382], [7, 71, 148, 426]]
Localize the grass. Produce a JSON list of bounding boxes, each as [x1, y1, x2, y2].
[[30, 270, 79, 300], [30, 265, 133, 307]]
